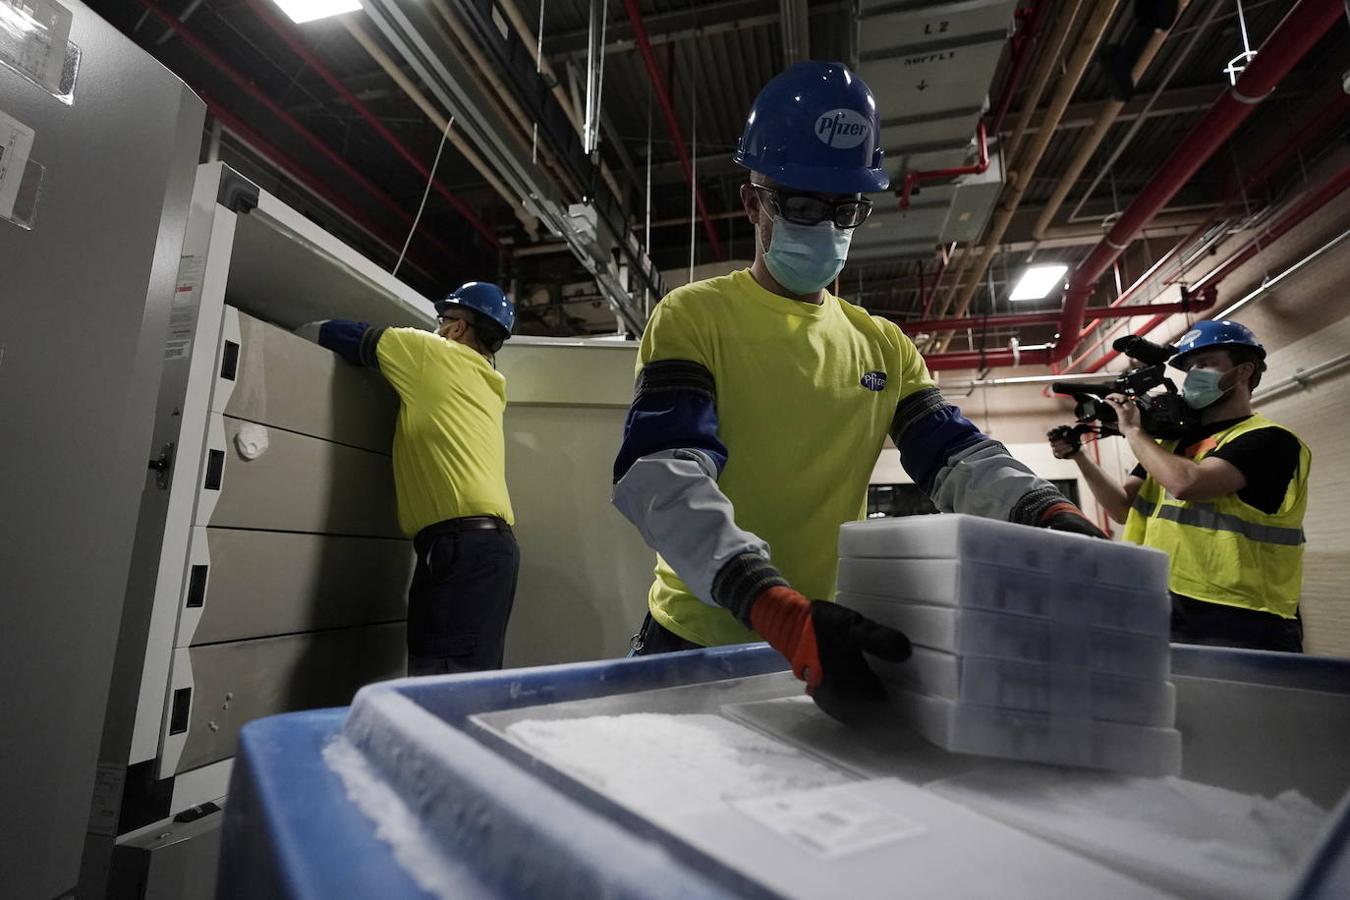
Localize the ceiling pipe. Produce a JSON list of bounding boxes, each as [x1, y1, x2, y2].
[[424, 0, 585, 202], [899, 121, 989, 211], [924, 0, 1344, 372], [988, 1, 1051, 139], [338, 19, 539, 241], [901, 291, 1217, 334], [204, 96, 440, 284], [240, 0, 503, 250], [621, 0, 726, 261], [491, 0, 628, 206], [1030, 0, 1194, 241], [1059, 89, 1350, 371], [1083, 163, 1350, 372], [934, 0, 1122, 351], [136, 0, 465, 270], [1002, 0, 1085, 165]]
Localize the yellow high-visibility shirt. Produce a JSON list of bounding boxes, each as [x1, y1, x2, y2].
[[375, 327, 514, 536], [641, 269, 936, 646]]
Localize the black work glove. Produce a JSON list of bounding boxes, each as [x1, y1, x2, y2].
[[750, 586, 912, 726], [1040, 502, 1109, 539]]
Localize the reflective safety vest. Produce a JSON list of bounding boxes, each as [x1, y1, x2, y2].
[[1123, 414, 1309, 619]]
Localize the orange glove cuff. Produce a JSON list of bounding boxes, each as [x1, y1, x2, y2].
[[749, 587, 823, 691]]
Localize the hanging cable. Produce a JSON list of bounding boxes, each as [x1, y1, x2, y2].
[[532, 0, 547, 164], [645, 78, 654, 315], [393, 115, 456, 279], [687, 0, 701, 283]]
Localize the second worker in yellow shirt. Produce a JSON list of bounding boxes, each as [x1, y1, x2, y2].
[[312, 282, 518, 675]]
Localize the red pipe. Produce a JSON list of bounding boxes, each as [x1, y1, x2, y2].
[[922, 0, 1343, 372], [899, 121, 989, 211], [138, 0, 465, 270], [1060, 92, 1350, 371], [919, 243, 956, 318], [204, 96, 439, 283], [241, 0, 502, 251], [898, 0, 1042, 212], [990, 1, 1050, 138], [621, 0, 725, 260], [913, 85, 1345, 348], [1084, 164, 1350, 372], [900, 294, 1213, 333]]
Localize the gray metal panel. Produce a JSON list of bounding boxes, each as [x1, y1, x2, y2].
[[854, 203, 953, 253], [188, 528, 411, 645], [203, 415, 402, 538], [111, 811, 222, 900], [499, 383, 655, 666], [224, 197, 436, 331], [222, 309, 399, 453], [941, 154, 1005, 242], [1174, 675, 1350, 810], [861, 42, 1007, 120], [859, 0, 1018, 56], [175, 623, 405, 773], [0, 3, 204, 896], [879, 108, 984, 158]]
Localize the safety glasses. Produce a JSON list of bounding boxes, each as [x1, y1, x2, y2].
[[751, 184, 873, 229]]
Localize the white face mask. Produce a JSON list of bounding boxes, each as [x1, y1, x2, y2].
[[761, 216, 853, 294], [1182, 366, 1236, 409]]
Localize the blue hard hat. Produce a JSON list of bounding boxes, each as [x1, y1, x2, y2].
[[1170, 319, 1265, 368], [733, 61, 888, 194], [436, 281, 514, 336]]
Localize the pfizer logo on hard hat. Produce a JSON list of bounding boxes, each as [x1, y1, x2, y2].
[[1179, 329, 1202, 346], [815, 108, 870, 149]]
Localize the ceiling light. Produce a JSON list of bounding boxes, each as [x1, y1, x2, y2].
[[1009, 264, 1068, 301], [271, 0, 362, 24]]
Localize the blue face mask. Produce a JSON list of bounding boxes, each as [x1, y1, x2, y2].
[[762, 217, 852, 295], [1181, 367, 1231, 409]]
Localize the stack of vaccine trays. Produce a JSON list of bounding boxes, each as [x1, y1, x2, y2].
[[837, 514, 1180, 776]]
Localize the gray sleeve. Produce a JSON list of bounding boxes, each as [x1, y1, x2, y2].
[[891, 387, 1065, 525], [931, 440, 1066, 525], [612, 449, 785, 624]]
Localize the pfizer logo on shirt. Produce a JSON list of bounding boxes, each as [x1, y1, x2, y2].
[[860, 371, 888, 391], [1179, 329, 1203, 347], [816, 109, 871, 149]]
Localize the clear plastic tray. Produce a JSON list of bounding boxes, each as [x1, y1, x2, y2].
[[840, 594, 1170, 681], [838, 514, 1169, 591], [872, 646, 1176, 727], [835, 556, 1168, 636], [889, 687, 1183, 776]]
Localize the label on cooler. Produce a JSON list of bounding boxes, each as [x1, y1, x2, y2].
[[732, 779, 928, 859]]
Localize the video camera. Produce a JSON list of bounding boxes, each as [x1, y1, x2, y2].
[[1048, 334, 1199, 449]]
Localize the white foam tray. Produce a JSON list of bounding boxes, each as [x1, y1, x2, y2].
[[873, 646, 1175, 727], [838, 514, 1169, 591], [889, 687, 1183, 776], [841, 593, 1170, 681], [836, 556, 1169, 636]]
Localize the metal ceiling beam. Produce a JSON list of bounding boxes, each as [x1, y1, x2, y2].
[[549, 0, 778, 56], [778, 0, 809, 67], [362, 0, 660, 334]]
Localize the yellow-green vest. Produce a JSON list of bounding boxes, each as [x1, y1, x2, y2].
[[1123, 414, 1309, 618]]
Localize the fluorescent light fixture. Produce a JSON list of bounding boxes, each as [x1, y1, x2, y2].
[[1009, 264, 1068, 301], [271, 0, 362, 24]]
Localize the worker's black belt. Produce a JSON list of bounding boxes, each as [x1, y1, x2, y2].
[[416, 515, 512, 544]]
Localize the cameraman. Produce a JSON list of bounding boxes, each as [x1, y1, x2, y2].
[[1050, 321, 1310, 652]]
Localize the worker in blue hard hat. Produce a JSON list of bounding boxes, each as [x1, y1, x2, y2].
[[611, 61, 1104, 725], [1051, 319, 1310, 651], [299, 282, 520, 674]]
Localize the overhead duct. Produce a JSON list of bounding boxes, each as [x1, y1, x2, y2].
[[856, 0, 1020, 250], [362, 0, 663, 335]]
